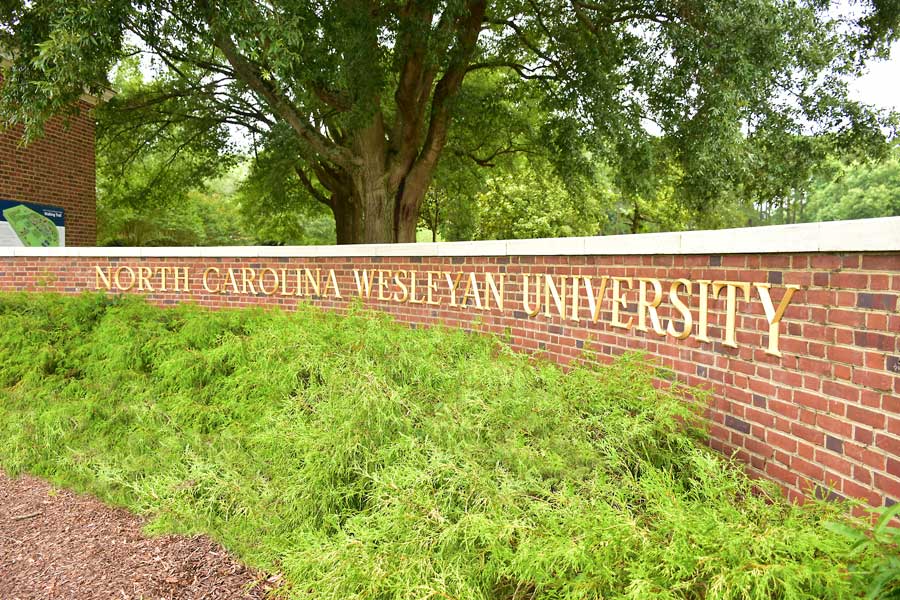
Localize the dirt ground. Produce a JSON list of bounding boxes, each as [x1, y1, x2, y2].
[[0, 471, 280, 599]]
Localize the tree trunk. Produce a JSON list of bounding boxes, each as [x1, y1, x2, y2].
[[328, 125, 433, 244], [333, 194, 363, 245], [350, 112, 397, 244], [330, 173, 433, 244], [630, 201, 642, 234], [396, 192, 421, 243], [359, 185, 397, 243], [394, 164, 433, 243], [432, 209, 438, 242]]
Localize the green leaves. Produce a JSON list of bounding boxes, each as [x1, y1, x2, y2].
[[802, 145, 900, 223], [1, 293, 899, 598], [4, 0, 899, 242], [825, 503, 900, 600]]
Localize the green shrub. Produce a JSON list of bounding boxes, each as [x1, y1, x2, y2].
[[0, 292, 896, 599]]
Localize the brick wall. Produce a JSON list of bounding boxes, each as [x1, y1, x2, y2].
[[0, 91, 97, 246], [1, 232, 898, 508]]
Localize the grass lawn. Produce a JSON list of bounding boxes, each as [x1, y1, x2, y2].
[[0, 293, 897, 599]]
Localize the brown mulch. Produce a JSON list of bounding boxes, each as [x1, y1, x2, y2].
[[0, 471, 281, 599]]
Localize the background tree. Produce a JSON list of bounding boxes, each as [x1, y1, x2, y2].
[[803, 145, 900, 223], [2, 1, 898, 243], [236, 131, 338, 245], [98, 186, 250, 246], [94, 58, 248, 246]]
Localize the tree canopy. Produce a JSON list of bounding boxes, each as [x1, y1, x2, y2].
[[797, 143, 900, 223], [2, 0, 898, 243]]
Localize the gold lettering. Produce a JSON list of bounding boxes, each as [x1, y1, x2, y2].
[[258, 268, 279, 295], [754, 283, 800, 357], [484, 272, 504, 312], [409, 271, 424, 304], [444, 272, 464, 306], [393, 270, 409, 303], [582, 276, 609, 323], [460, 272, 482, 309], [114, 266, 136, 291], [304, 269, 321, 297], [280, 269, 290, 296], [522, 274, 542, 317], [425, 271, 440, 305], [173, 267, 190, 292], [543, 275, 567, 319], [224, 268, 240, 294], [696, 280, 712, 343], [353, 270, 374, 297], [636, 278, 665, 336], [666, 279, 693, 340], [137, 266, 153, 292], [610, 277, 633, 330], [95, 266, 112, 290], [569, 276, 581, 322], [712, 281, 751, 348], [202, 267, 220, 293], [156, 267, 169, 291], [324, 269, 342, 298], [241, 268, 258, 295], [377, 270, 392, 301]]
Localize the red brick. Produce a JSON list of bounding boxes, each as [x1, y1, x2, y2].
[[861, 255, 900, 271], [831, 273, 868, 288], [0, 95, 96, 245], [853, 464, 872, 485], [766, 462, 800, 487], [822, 380, 860, 402], [865, 313, 889, 330], [810, 255, 841, 269], [852, 369, 894, 392], [833, 364, 852, 380], [827, 345, 865, 366], [793, 390, 829, 411], [859, 389, 882, 408], [847, 405, 886, 429], [744, 438, 774, 459], [884, 394, 900, 414], [874, 473, 900, 500], [889, 458, 900, 478], [791, 422, 825, 445], [828, 309, 866, 327], [815, 450, 853, 476], [844, 443, 886, 470], [798, 357, 832, 376], [875, 433, 900, 456], [854, 427, 874, 445], [805, 289, 835, 306], [854, 331, 896, 352], [842, 255, 861, 269], [767, 430, 798, 453], [842, 479, 881, 505], [791, 456, 825, 481]]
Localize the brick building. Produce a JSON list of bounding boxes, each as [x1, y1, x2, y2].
[[0, 72, 100, 246]]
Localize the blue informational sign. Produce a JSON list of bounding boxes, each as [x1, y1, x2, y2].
[[0, 199, 66, 247]]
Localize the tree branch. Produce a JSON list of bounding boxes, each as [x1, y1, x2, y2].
[[451, 143, 535, 167], [387, 0, 441, 188], [407, 0, 488, 182], [465, 61, 555, 80], [201, 6, 358, 170], [294, 165, 331, 206]]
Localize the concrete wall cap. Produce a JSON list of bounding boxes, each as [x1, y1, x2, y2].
[[3, 217, 898, 258]]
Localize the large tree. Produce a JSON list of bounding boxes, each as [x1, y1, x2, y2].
[[1, 1, 898, 243]]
